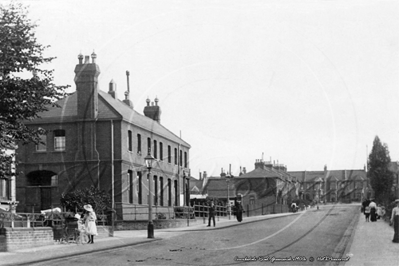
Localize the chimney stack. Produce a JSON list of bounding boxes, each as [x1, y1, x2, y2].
[[123, 70, 133, 108], [74, 52, 100, 119], [108, 80, 117, 99], [143, 97, 161, 123]]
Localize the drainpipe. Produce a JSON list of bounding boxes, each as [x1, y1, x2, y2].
[[110, 120, 115, 237]]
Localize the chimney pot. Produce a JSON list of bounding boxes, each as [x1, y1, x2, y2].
[[91, 51, 97, 63], [78, 53, 83, 64]]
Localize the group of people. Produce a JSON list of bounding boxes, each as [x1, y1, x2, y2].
[[362, 198, 399, 244], [207, 200, 244, 227], [362, 199, 384, 222], [74, 204, 98, 244]]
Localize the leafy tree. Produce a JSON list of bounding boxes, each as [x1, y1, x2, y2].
[[0, 2, 69, 178], [60, 186, 111, 215], [367, 136, 394, 206]]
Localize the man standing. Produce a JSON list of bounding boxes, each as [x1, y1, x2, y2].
[[236, 201, 243, 222], [207, 200, 216, 227]]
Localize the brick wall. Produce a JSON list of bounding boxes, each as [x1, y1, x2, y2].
[[0, 227, 54, 252]]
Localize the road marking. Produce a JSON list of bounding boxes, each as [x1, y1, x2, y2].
[[211, 210, 308, 251]]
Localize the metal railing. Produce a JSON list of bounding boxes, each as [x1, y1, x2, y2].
[[0, 211, 108, 228]]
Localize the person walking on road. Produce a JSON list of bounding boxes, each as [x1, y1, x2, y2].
[[83, 204, 98, 244], [369, 199, 377, 222], [390, 199, 399, 243], [207, 200, 216, 227]]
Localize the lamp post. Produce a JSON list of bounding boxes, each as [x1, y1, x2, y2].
[[145, 153, 155, 238], [226, 175, 232, 220]]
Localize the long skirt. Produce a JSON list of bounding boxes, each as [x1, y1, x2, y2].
[[370, 208, 377, 222], [393, 215, 399, 243], [236, 211, 243, 222], [85, 220, 98, 236]]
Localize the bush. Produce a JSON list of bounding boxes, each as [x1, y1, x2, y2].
[[156, 213, 166, 220], [60, 185, 111, 215], [174, 206, 194, 219]]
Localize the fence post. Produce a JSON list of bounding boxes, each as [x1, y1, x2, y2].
[[187, 207, 190, 227], [203, 203, 206, 224]]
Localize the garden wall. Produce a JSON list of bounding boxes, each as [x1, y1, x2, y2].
[[0, 227, 53, 252]]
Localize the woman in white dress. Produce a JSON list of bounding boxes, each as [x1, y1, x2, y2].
[[83, 204, 98, 244]]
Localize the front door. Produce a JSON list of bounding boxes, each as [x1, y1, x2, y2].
[[41, 187, 52, 210]]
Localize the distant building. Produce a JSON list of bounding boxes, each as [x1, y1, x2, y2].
[[202, 159, 295, 215], [200, 159, 369, 213], [288, 165, 369, 203], [15, 53, 191, 220]]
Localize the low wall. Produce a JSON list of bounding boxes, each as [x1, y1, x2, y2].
[[114, 219, 192, 230], [0, 227, 54, 252]]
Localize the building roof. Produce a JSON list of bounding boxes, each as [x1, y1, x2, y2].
[[288, 169, 367, 183], [189, 178, 203, 193], [238, 167, 281, 179], [202, 177, 236, 198], [27, 90, 190, 147]]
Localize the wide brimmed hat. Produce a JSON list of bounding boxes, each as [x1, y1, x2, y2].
[[395, 199, 399, 203], [74, 213, 81, 219], [83, 204, 94, 212]]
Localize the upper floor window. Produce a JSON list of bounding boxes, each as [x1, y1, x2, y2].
[[137, 134, 141, 154], [168, 145, 171, 163], [54, 129, 65, 151], [147, 137, 151, 155], [153, 140, 157, 159], [159, 142, 163, 161], [128, 130, 132, 151], [174, 148, 178, 165], [36, 132, 47, 152], [179, 150, 183, 166], [184, 151, 187, 168]]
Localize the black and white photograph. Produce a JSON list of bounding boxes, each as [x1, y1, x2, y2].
[[0, 0, 398, 265]]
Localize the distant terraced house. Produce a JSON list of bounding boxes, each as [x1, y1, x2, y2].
[[288, 165, 369, 203]]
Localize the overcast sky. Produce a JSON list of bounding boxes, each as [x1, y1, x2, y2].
[[20, 0, 399, 177]]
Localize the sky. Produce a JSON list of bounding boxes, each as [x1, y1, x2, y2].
[[14, 0, 399, 178]]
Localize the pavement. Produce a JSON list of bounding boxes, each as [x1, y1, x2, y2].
[[0, 204, 398, 266], [343, 211, 399, 266]]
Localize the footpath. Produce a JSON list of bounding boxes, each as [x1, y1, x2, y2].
[[344, 212, 399, 266]]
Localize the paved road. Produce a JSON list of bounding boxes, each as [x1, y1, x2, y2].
[[30, 205, 358, 266]]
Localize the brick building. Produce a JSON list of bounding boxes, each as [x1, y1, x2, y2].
[[201, 159, 295, 215], [15, 53, 191, 220], [288, 166, 369, 203]]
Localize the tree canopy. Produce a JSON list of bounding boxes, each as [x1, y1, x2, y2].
[[0, 2, 69, 179], [367, 136, 394, 205]]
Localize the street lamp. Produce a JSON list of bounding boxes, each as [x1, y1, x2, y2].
[[226, 175, 232, 220], [145, 153, 155, 238]]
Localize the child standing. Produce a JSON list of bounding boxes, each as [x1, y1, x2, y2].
[[364, 206, 371, 222]]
